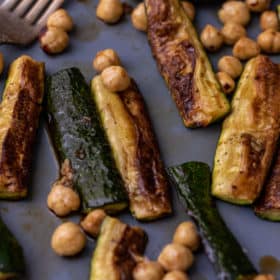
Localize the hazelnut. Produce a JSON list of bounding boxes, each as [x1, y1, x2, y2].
[[51, 222, 86, 256], [246, 0, 270, 12], [232, 37, 260, 60], [96, 0, 123, 24], [218, 56, 243, 79], [93, 49, 121, 72], [218, 1, 251, 26], [131, 3, 147, 32], [101, 65, 130, 92], [216, 72, 235, 94], [257, 29, 280, 53], [39, 27, 69, 54], [47, 9, 73, 32], [260, 11, 279, 31], [200, 24, 223, 51], [221, 22, 247, 45]]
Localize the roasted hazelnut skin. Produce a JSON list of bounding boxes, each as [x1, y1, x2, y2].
[[245, 0, 270, 13], [131, 3, 147, 32], [181, 1, 195, 21], [96, 0, 123, 24], [221, 22, 247, 45], [218, 56, 243, 79], [216, 72, 235, 95], [93, 49, 121, 72], [47, 183, 80, 216], [158, 243, 194, 271], [133, 261, 165, 280], [51, 222, 86, 256], [173, 221, 200, 251], [47, 9, 74, 32], [80, 209, 106, 237], [200, 24, 223, 52], [260, 11, 279, 31], [232, 37, 260, 60], [257, 29, 280, 53], [163, 271, 190, 280], [101, 66, 131, 92], [39, 27, 69, 54], [218, 1, 251, 26], [0, 53, 4, 76]]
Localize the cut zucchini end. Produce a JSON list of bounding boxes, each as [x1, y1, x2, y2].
[[0, 272, 18, 279], [255, 209, 280, 221], [131, 207, 172, 222], [103, 202, 128, 214], [83, 202, 128, 215], [0, 190, 27, 200], [212, 190, 254, 205]]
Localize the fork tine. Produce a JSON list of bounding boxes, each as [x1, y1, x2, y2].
[[25, 0, 49, 24], [14, 0, 35, 17], [36, 0, 64, 27], [1, 0, 19, 10]]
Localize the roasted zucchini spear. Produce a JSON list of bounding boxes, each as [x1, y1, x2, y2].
[[46, 68, 128, 213], [90, 216, 147, 280], [0, 216, 25, 278], [0, 55, 44, 199], [91, 76, 172, 220], [254, 149, 280, 221], [212, 56, 280, 204], [167, 162, 257, 280], [145, 0, 230, 128]]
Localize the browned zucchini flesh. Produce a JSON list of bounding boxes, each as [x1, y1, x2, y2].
[[90, 216, 147, 280], [212, 55, 280, 204], [0, 55, 44, 199], [91, 76, 172, 220], [145, 0, 230, 128], [255, 149, 280, 221]]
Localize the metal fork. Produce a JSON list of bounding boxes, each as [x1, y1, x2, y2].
[[0, 0, 64, 45]]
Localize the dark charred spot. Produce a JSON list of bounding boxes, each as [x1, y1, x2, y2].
[[75, 147, 86, 160], [224, 83, 231, 90], [113, 226, 146, 279], [119, 82, 171, 211]]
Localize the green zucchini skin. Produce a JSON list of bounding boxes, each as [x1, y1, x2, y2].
[[167, 162, 257, 280], [0, 217, 25, 278], [46, 68, 127, 213]]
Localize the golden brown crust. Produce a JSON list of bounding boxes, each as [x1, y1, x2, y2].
[[212, 56, 280, 204], [255, 149, 280, 214], [146, 0, 197, 125], [0, 56, 44, 198], [119, 81, 172, 219], [145, 0, 229, 127]]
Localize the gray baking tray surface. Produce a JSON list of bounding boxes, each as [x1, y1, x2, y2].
[[0, 0, 280, 279]]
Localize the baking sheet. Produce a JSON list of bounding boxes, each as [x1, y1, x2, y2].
[[0, 0, 280, 279]]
